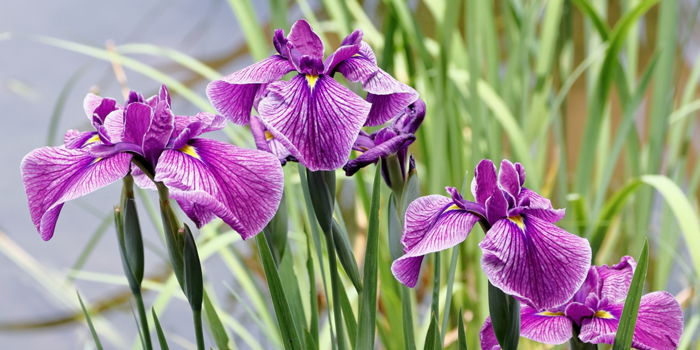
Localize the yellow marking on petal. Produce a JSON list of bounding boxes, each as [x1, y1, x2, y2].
[[306, 74, 319, 90], [508, 215, 525, 231], [358, 146, 369, 151], [594, 310, 614, 319], [445, 204, 461, 211], [83, 134, 101, 147], [538, 311, 565, 317], [91, 157, 103, 164], [179, 144, 201, 160], [265, 131, 274, 141], [352, 53, 361, 57]]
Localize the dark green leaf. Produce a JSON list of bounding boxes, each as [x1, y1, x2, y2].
[[355, 168, 381, 349], [332, 219, 362, 293], [325, 226, 347, 350], [157, 184, 185, 289], [255, 234, 303, 350], [123, 193, 145, 286], [612, 239, 649, 350], [339, 284, 357, 349], [183, 224, 203, 311], [279, 242, 307, 349], [422, 312, 442, 350], [263, 191, 288, 267], [202, 290, 230, 350], [77, 291, 103, 350], [306, 235, 319, 346], [457, 308, 468, 350], [431, 253, 441, 320], [401, 286, 417, 350], [152, 308, 170, 350], [488, 282, 520, 350], [388, 194, 404, 261], [306, 169, 335, 233], [304, 329, 319, 350]]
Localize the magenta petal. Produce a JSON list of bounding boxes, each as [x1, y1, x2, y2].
[[479, 214, 592, 309], [392, 195, 479, 287], [471, 159, 498, 206], [103, 110, 124, 143], [131, 164, 156, 190], [21, 147, 132, 240], [485, 188, 508, 225], [343, 133, 415, 176], [83, 93, 104, 119], [122, 102, 153, 146], [323, 43, 360, 75], [258, 74, 370, 171], [64, 130, 97, 149], [519, 188, 565, 223], [628, 292, 683, 350], [286, 19, 324, 59], [520, 304, 573, 344], [498, 159, 521, 198], [173, 113, 226, 139], [154, 138, 284, 239], [595, 255, 637, 304], [207, 55, 294, 125], [480, 317, 501, 350], [142, 101, 174, 165]]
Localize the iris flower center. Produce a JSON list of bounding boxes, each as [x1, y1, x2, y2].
[[538, 311, 565, 317], [265, 131, 274, 141], [508, 215, 525, 231], [594, 310, 614, 319], [306, 74, 319, 89], [179, 144, 201, 160]]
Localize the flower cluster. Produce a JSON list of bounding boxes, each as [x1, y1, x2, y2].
[[480, 256, 683, 349], [22, 85, 284, 241], [392, 159, 592, 309]]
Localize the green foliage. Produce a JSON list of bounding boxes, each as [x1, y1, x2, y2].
[[612, 239, 649, 350]]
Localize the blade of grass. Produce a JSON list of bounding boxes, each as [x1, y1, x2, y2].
[[152, 309, 170, 350], [612, 239, 649, 350], [225, 0, 268, 61], [77, 291, 104, 350], [47, 61, 94, 146]]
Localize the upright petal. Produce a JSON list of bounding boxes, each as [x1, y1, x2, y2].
[[206, 55, 295, 125], [520, 304, 573, 344], [334, 42, 418, 126], [480, 214, 592, 309], [485, 188, 508, 225], [103, 110, 124, 143], [122, 102, 153, 147], [392, 195, 479, 287], [498, 159, 521, 199], [286, 19, 324, 59], [83, 93, 103, 119], [21, 147, 132, 240], [472, 159, 498, 206], [142, 101, 175, 165], [480, 317, 501, 350], [520, 188, 566, 223], [595, 255, 636, 304], [154, 138, 284, 239], [258, 74, 371, 171]]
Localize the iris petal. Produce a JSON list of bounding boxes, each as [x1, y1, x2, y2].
[[521, 304, 573, 345], [479, 317, 501, 350], [479, 214, 592, 309], [21, 147, 132, 240], [153, 138, 284, 239], [206, 55, 294, 125], [258, 74, 370, 171]]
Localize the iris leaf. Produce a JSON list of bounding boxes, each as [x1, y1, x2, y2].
[[487, 282, 520, 350], [612, 239, 648, 350], [152, 308, 170, 350], [422, 312, 442, 350], [202, 290, 230, 350], [457, 308, 467, 350], [255, 234, 303, 350], [77, 291, 103, 350], [355, 168, 381, 350]]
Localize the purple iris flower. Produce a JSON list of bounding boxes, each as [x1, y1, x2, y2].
[[249, 115, 296, 166], [21, 85, 284, 241], [480, 256, 683, 350], [391, 159, 592, 310], [206, 19, 419, 171], [343, 99, 425, 186]]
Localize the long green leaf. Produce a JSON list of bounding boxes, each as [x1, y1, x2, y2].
[[152, 309, 170, 350], [457, 308, 468, 350], [203, 291, 230, 350], [77, 291, 103, 350], [422, 313, 442, 350], [354, 168, 381, 349], [487, 282, 520, 350], [226, 0, 268, 61], [339, 286, 357, 349], [256, 234, 303, 350], [612, 239, 649, 350]]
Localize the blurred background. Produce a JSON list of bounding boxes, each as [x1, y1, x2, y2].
[[2, 0, 700, 349]]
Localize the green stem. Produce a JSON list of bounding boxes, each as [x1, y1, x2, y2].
[[440, 245, 459, 343], [400, 285, 416, 350], [386, 154, 405, 194], [192, 308, 205, 350], [133, 290, 153, 350], [325, 227, 347, 350], [569, 325, 598, 350]]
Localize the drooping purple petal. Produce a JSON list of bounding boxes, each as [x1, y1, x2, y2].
[[480, 317, 501, 350], [173, 113, 226, 139], [323, 30, 362, 74], [392, 99, 426, 134], [21, 147, 132, 240], [343, 133, 415, 176], [595, 255, 637, 304], [520, 304, 573, 344], [122, 102, 153, 147], [258, 74, 371, 171], [334, 42, 418, 126], [498, 159, 521, 199], [471, 159, 498, 206], [249, 115, 292, 164], [392, 195, 479, 288], [206, 55, 295, 125], [352, 130, 375, 152], [142, 101, 174, 165], [286, 19, 324, 59], [519, 188, 565, 223], [153, 138, 284, 239], [480, 214, 592, 309]]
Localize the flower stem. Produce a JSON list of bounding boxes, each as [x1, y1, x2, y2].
[[570, 325, 598, 350], [133, 290, 153, 350], [192, 308, 205, 350]]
